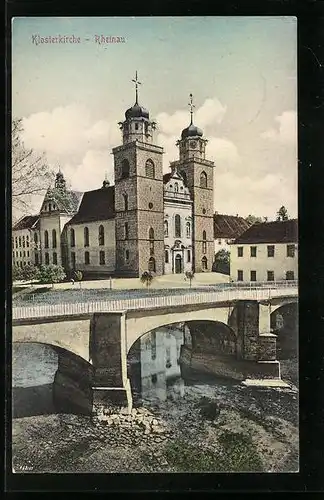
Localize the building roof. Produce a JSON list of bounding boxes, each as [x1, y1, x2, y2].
[[67, 185, 115, 225], [43, 187, 83, 214], [233, 219, 298, 244], [213, 213, 251, 239], [13, 215, 39, 231], [163, 173, 172, 184]]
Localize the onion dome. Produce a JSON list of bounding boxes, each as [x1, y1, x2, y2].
[[125, 103, 150, 120], [181, 123, 203, 139]]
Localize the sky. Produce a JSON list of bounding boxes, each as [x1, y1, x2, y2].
[[12, 16, 297, 220]]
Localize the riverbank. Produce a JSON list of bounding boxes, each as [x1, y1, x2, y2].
[[12, 381, 298, 474]]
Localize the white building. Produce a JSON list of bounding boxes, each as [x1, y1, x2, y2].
[[230, 219, 298, 282], [12, 215, 39, 269]]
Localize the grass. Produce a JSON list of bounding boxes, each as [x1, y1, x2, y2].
[[155, 430, 264, 472]]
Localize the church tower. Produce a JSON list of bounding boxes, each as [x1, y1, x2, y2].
[[170, 94, 215, 272], [112, 72, 164, 277]]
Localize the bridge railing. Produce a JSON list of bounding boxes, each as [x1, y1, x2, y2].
[[12, 285, 298, 320]]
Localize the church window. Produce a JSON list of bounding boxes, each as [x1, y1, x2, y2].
[[121, 159, 130, 179], [98, 225, 105, 246], [26, 235, 29, 247], [124, 222, 129, 239], [49, 203, 52, 211], [186, 222, 191, 238], [52, 229, 57, 249], [34, 233, 38, 245], [202, 208, 206, 214], [44, 231, 49, 249], [200, 171, 207, 189], [165, 250, 169, 263], [174, 182, 179, 192], [35, 254, 39, 266], [164, 220, 168, 237], [85, 251, 90, 265], [202, 230, 207, 254], [145, 159, 155, 179], [99, 250, 105, 265], [70, 228, 75, 247], [123, 194, 128, 211], [149, 227, 154, 255], [45, 252, 49, 265], [148, 202, 153, 209], [175, 214, 181, 238], [202, 256, 208, 270], [125, 249, 130, 262], [84, 227, 89, 247], [71, 252, 76, 269], [187, 250, 191, 262], [135, 123, 139, 130], [53, 252, 57, 265], [148, 256, 156, 272]]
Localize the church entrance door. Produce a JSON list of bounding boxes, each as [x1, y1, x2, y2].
[[175, 254, 182, 274]]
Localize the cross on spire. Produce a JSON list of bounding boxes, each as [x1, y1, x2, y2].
[[188, 93, 195, 124], [132, 70, 141, 104]]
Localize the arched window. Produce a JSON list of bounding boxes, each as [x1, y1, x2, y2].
[[174, 182, 179, 192], [45, 252, 49, 265], [121, 159, 130, 179], [85, 251, 90, 265], [165, 250, 169, 263], [44, 230, 49, 249], [84, 227, 89, 247], [148, 256, 156, 272], [149, 227, 154, 256], [175, 214, 181, 238], [98, 225, 105, 246], [52, 229, 57, 248], [186, 222, 191, 238], [202, 230, 207, 254], [99, 250, 105, 265], [203, 230, 206, 240], [200, 171, 207, 188], [145, 159, 155, 178], [123, 193, 128, 211], [70, 228, 75, 247], [125, 249, 130, 262], [53, 252, 57, 265], [125, 222, 129, 239], [202, 256, 208, 270], [18, 237, 21, 247], [164, 220, 168, 237]]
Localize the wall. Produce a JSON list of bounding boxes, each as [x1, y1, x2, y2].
[[230, 242, 298, 282], [12, 228, 36, 268], [164, 199, 193, 274]]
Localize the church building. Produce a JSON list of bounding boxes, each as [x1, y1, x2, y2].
[[12, 73, 217, 278]]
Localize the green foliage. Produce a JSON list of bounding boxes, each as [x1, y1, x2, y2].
[[161, 432, 264, 472], [12, 266, 23, 281], [276, 205, 289, 221], [140, 271, 154, 288], [36, 264, 66, 285], [213, 249, 230, 274], [12, 264, 38, 282], [73, 270, 83, 281], [184, 270, 195, 288], [245, 215, 264, 225]]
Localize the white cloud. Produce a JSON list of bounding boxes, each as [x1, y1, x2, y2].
[[261, 110, 297, 145]]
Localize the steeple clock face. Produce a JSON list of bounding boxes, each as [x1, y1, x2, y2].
[[190, 141, 197, 149]]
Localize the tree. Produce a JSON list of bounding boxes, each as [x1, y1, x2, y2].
[[36, 264, 66, 287], [20, 264, 38, 282], [12, 118, 54, 221], [12, 265, 23, 282], [185, 270, 195, 288], [245, 215, 264, 225], [140, 271, 154, 289], [276, 206, 289, 221], [73, 270, 83, 289], [212, 249, 230, 275]]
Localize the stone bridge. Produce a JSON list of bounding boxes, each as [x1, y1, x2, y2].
[[12, 285, 298, 415]]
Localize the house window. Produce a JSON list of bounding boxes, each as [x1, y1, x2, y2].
[[186, 222, 191, 238], [84, 227, 89, 247], [99, 250, 105, 265], [71, 252, 76, 269], [123, 193, 128, 211], [35, 253, 39, 266], [267, 271, 274, 282], [18, 237, 21, 247], [121, 159, 130, 179], [125, 249, 130, 262], [44, 231, 49, 249], [27, 251, 29, 257], [98, 225, 105, 246], [175, 214, 181, 238], [187, 250, 191, 262], [250, 246, 257, 257], [148, 256, 156, 272], [286, 271, 295, 281], [26, 236, 29, 247], [250, 270, 257, 281], [202, 256, 208, 270], [164, 220, 168, 237], [145, 159, 155, 178], [53, 252, 57, 265], [267, 245, 275, 257], [165, 250, 169, 263], [174, 182, 179, 192], [135, 122, 139, 130], [52, 229, 57, 249], [238, 247, 243, 257], [287, 244, 295, 257], [85, 251, 90, 265], [237, 270, 243, 281], [23, 251, 25, 257], [45, 252, 49, 265], [200, 171, 207, 188], [70, 228, 75, 247], [22, 236, 25, 248]]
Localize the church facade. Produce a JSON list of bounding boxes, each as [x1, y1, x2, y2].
[[12, 75, 217, 278]]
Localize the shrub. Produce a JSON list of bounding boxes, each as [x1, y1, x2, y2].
[[73, 270, 83, 288], [184, 270, 195, 288], [36, 264, 66, 287], [140, 271, 154, 288]]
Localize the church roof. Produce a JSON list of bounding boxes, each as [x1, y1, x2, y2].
[[181, 122, 203, 139], [13, 215, 39, 231], [44, 187, 83, 214], [214, 213, 251, 239], [125, 103, 150, 120], [233, 219, 298, 244], [67, 185, 115, 225], [163, 173, 172, 184]]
